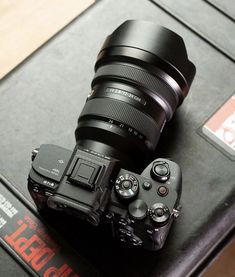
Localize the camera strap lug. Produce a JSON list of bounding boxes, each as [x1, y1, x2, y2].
[[172, 206, 181, 218]]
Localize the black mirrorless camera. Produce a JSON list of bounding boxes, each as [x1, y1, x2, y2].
[[28, 20, 196, 251]]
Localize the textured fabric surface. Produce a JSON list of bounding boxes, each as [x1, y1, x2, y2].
[[152, 0, 235, 61], [0, 0, 234, 276]]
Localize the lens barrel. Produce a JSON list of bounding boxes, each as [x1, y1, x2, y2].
[[75, 20, 196, 171]]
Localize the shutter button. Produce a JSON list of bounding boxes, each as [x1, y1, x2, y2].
[[151, 161, 170, 182]]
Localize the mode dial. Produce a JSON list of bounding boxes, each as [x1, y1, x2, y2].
[[115, 174, 139, 200]]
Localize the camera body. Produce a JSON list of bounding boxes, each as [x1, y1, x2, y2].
[[28, 144, 181, 251], [27, 20, 196, 251]]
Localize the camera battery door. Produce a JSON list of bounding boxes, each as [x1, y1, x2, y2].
[[108, 159, 181, 250]]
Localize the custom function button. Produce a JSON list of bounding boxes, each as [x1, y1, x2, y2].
[[118, 228, 132, 237], [115, 174, 139, 200], [157, 186, 169, 197], [105, 212, 114, 221], [149, 203, 170, 225], [130, 236, 143, 246], [118, 218, 128, 226], [151, 161, 170, 182], [142, 181, 152, 190], [32, 185, 39, 193]]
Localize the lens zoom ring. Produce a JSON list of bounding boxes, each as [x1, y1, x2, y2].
[[93, 63, 179, 119], [79, 98, 160, 146]]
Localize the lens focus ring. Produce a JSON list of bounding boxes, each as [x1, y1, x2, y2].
[[79, 98, 160, 148], [93, 63, 180, 119]]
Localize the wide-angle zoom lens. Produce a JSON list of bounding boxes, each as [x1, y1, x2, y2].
[[75, 20, 196, 171]]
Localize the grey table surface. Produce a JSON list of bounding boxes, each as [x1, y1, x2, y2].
[[0, 0, 235, 276]]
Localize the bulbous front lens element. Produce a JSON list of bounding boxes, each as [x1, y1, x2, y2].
[[75, 20, 196, 171]]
